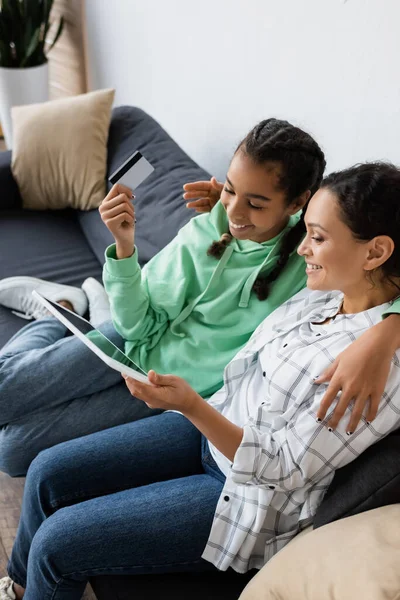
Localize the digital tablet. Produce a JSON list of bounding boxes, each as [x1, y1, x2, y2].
[[32, 291, 150, 384]]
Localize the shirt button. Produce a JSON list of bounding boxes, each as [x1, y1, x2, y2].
[[268, 485, 275, 490], [316, 333, 321, 337], [283, 344, 288, 348], [177, 333, 186, 338], [224, 495, 230, 502], [263, 371, 266, 377]]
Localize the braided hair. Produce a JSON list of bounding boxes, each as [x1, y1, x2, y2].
[[207, 118, 326, 300]]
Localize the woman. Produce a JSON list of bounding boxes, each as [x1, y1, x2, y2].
[[2, 162, 400, 599], [0, 120, 398, 477]]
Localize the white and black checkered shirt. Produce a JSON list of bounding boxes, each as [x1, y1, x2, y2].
[[202, 289, 400, 572]]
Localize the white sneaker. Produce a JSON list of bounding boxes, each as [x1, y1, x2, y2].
[[0, 276, 88, 320], [0, 577, 16, 599], [81, 277, 111, 327]]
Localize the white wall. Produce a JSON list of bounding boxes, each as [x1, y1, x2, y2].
[[85, 0, 400, 181]]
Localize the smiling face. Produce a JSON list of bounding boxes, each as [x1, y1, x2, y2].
[[221, 151, 308, 244], [298, 188, 373, 294]]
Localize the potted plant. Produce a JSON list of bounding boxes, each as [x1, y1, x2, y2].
[[0, 0, 64, 148]]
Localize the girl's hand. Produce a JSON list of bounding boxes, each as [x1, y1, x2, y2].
[[123, 370, 202, 413], [183, 176, 223, 213], [315, 322, 395, 432], [99, 183, 136, 258]]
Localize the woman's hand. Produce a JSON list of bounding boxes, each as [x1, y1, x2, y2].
[[183, 176, 223, 213], [123, 370, 202, 413], [99, 183, 136, 258], [315, 317, 399, 432]]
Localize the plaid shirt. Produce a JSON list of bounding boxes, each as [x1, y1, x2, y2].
[[202, 289, 400, 572]]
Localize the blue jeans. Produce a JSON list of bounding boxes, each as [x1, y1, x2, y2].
[[0, 319, 159, 476], [7, 412, 225, 599]]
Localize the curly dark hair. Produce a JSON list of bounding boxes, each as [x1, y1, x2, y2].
[[207, 118, 326, 300]]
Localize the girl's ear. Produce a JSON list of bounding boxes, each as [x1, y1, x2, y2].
[[364, 235, 395, 271], [288, 190, 311, 215]]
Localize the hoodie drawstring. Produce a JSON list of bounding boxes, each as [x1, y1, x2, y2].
[[170, 246, 234, 335], [170, 227, 290, 334]]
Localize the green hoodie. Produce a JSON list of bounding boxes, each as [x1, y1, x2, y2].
[[103, 201, 308, 397]]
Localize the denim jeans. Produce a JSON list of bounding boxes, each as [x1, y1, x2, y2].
[[0, 319, 159, 476], [7, 412, 225, 600]]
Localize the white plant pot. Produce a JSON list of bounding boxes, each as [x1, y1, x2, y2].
[[0, 62, 49, 149]]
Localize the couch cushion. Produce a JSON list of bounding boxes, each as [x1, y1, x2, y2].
[[314, 428, 400, 528], [11, 89, 115, 211], [239, 505, 400, 600], [0, 210, 102, 348], [78, 106, 211, 266]]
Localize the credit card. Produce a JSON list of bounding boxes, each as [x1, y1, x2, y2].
[[108, 151, 155, 190]]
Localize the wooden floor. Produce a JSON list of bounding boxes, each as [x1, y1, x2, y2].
[[0, 471, 96, 599]]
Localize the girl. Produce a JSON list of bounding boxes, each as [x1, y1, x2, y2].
[[0, 120, 398, 477], [2, 162, 400, 599]]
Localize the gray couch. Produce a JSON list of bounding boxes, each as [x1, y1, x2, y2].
[[0, 105, 208, 347], [1, 106, 399, 600]]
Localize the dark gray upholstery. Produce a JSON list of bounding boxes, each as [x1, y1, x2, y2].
[[0, 106, 209, 347], [78, 106, 208, 267], [91, 570, 256, 600], [314, 427, 400, 528], [0, 150, 21, 210], [0, 209, 102, 345]]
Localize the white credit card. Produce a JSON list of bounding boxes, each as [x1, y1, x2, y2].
[[108, 151, 155, 190]]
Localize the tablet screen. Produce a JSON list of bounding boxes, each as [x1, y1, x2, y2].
[[44, 298, 147, 376]]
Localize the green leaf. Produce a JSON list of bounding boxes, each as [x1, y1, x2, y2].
[[43, 0, 53, 33], [0, 39, 13, 67], [0, 0, 63, 67], [42, 0, 56, 42], [20, 26, 41, 68]]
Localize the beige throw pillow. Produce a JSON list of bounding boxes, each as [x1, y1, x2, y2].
[[239, 505, 400, 600], [11, 88, 115, 211]]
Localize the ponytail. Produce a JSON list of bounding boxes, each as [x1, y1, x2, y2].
[[207, 233, 233, 259]]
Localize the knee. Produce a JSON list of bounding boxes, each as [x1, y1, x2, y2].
[[28, 510, 75, 583], [24, 446, 65, 500], [0, 426, 58, 479], [0, 426, 33, 477]]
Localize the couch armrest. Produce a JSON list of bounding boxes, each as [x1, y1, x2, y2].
[[0, 151, 23, 210]]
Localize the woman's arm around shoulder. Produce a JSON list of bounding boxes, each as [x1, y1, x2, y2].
[[231, 359, 400, 492]]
